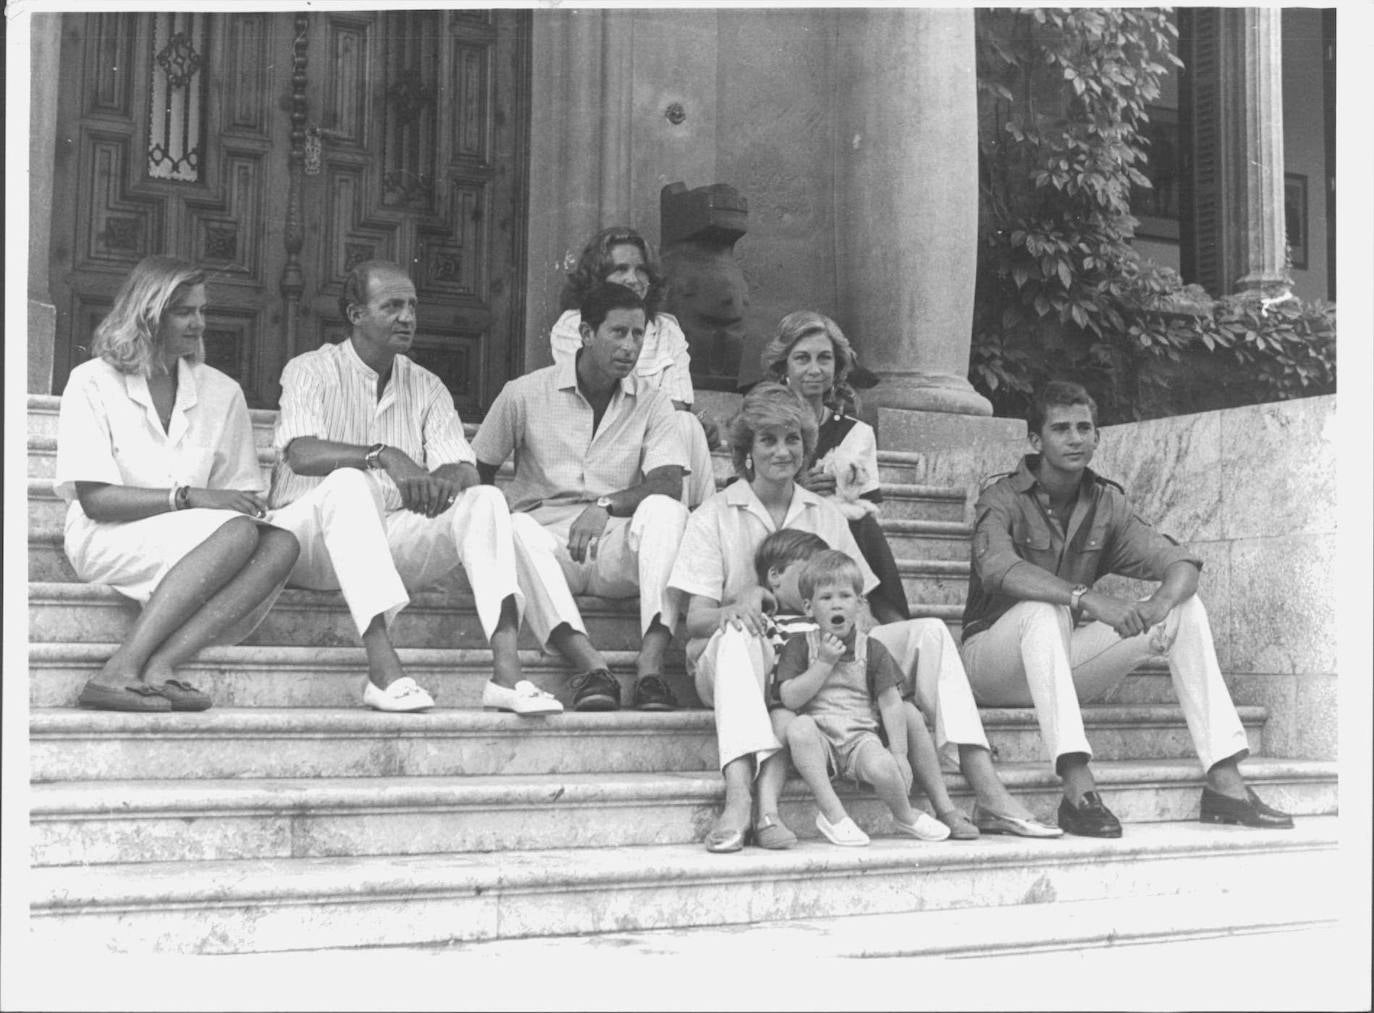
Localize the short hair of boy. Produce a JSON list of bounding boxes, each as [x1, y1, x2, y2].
[[1027, 379, 1098, 434], [754, 529, 831, 586], [580, 281, 645, 332], [798, 549, 865, 600]]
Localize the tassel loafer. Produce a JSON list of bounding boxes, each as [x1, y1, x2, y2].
[[1199, 786, 1294, 829]]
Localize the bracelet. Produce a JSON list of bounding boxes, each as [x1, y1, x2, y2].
[[168, 485, 182, 513]]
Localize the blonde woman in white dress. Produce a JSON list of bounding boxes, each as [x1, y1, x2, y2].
[[55, 256, 299, 711]]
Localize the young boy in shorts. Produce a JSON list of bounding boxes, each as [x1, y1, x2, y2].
[[771, 550, 951, 846]]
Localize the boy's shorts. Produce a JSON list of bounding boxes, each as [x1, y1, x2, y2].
[[811, 714, 884, 783]]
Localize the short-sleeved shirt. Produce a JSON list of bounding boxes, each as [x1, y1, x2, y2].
[[961, 455, 1204, 642], [667, 479, 880, 609], [55, 356, 263, 531], [470, 355, 686, 516], [814, 413, 882, 503], [772, 630, 904, 723], [269, 339, 475, 512], [550, 309, 695, 406]]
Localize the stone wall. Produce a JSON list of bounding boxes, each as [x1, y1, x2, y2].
[[1092, 395, 1336, 760]]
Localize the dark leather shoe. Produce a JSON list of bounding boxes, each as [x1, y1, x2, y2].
[[1058, 791, 1123, 838], [569, 668, 620, 711], [1199, 786, 1294, 829], [633, 674, 677, 711]]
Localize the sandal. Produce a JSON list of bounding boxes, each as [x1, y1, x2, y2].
[[752, 813, 798, 850], [936, 807, 981, 840], [76, 680, 171, 712], [156, 679, 213, 712]]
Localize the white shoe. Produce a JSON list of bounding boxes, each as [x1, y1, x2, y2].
[[482, 679, 564, 716], [894, 811, 952, 842], [363, 676, 435, 713], [815, 812, 869, 847]]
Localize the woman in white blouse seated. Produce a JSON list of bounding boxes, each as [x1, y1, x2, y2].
[[55, 256, 299, 712], [549, 226, 719, 507], [761, 311, 910, 625]]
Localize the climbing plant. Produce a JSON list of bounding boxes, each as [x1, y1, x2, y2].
[[970, 8, 1336, 422]]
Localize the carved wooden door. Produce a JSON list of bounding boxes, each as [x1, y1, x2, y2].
[[49, 11, 529, 416], [49, 12, 294, 406], [296, 10, 529, 420]]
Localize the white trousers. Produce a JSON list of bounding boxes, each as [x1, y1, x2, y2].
[[960, 596, 1250, 772], [689, 626, 783, 773], [869, 618, 992, 768], [268, 470, 524, 640], [509, 494, 688, 645]]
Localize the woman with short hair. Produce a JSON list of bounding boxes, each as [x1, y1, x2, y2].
[[550, 226, 718, 506], [55, 255, 299, 711], [761, 310, 910, 624]]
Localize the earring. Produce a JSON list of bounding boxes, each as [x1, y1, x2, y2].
[[746, 455, 754, 473]]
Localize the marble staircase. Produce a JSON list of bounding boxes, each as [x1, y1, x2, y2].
[[24, 394, 1339, 955]]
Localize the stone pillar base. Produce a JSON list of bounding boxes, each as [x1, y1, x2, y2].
[[875, 407, 1026, 500], [862, 371, 993, 418]]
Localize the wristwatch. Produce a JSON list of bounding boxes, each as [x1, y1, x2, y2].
[[594, 495, 615, 516], [1069, 584, 1089, 611], [363, 443, 387, 470]]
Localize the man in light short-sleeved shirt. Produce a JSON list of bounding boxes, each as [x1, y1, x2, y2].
[[961, 380, 1293, 837], [267, 260, 563, 717], [472, 282, 689, 712]]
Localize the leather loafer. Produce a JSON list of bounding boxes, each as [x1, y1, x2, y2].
[[1058, 790, 1123, 838], [1199, 786, 1294, 829]]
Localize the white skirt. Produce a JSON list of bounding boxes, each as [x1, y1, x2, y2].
[[64, 505, 256, 604]]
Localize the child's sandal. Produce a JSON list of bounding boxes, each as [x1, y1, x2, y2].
[[936, 807, 981, 840]]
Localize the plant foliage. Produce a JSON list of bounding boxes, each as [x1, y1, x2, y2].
[[971, 8, 1336, 422]]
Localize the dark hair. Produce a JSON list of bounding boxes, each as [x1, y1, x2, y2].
[[580, 282, 645, 333], [1027, 380, 1098, 435], [559, 226, 665, 319], [754, 530, 831, 586], [727, 382, 819, 480], [798, 549, 865, 599], [339, 259, 406, 323]]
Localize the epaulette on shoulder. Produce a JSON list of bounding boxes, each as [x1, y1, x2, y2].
[[1093, 472, 1126, 494], [978, 470, 1016, 492]]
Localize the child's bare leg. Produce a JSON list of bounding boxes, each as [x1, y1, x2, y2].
[[757, 709, 795, 819], [786, 716, 848, 825], [904, 702, 955, 814], [854, 741, 918, 824]]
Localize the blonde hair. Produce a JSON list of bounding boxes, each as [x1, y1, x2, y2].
[[798, 549, 866, 599], [91, 255, 207, 376], [728, 382, 818, 479], [760, 310, 861, 416]]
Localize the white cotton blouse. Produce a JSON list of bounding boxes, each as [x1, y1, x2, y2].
[[549, 309, 695, 406], [54, 356, 264, 601]]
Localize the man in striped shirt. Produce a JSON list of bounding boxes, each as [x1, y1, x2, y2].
[[266, 260, 563, 716], [473, 283, 690, 712]]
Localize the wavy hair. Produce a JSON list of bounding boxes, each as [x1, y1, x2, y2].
[[90, 255, 207, 376], [727, 381, 818, 480], [559, 226, 666, 320], [760, 310, 861, 417]]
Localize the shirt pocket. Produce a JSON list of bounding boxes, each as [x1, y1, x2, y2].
[[1012, 519, 1054, 568]]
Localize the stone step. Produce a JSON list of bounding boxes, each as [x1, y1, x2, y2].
[[28, 757, 1329, 868], [25, 581, 966, 648], [27, 694, 1268, 779], [26, 814, 1339, 954]]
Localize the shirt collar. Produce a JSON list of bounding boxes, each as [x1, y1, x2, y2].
[[560, 349, 639, 400], [124, 357, 200, 442], [1011, 454, 1103, 494], [723, 477, 823, 529]]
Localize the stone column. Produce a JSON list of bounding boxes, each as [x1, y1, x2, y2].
[[523, 11, 634, 370], [1223, 8, 1291, 297], [834, 8, 991, 418], [28, 14, 63, 394]]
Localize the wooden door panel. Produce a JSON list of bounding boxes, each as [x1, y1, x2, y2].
[[300, 10, 527, 420]]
